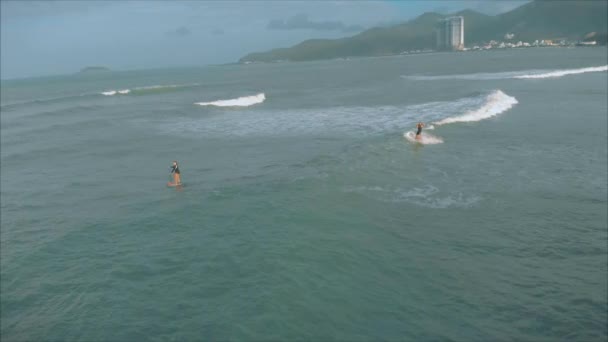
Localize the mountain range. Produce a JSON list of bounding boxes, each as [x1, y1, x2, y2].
[[240, 0, 608, 63]]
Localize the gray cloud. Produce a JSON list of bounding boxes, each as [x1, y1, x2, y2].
[[1, 1, 400, 79], [267, 13, 364, 33], [166, 26, 192, 37], [1, 1, 115, 20]]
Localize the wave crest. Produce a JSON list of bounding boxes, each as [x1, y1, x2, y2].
[[434, 90, 517, 125], [402, 65, 607, 81], [194, 93, 266, 107], [514, 65, 608, 79]]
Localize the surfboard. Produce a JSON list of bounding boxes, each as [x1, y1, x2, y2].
[[404, 131, 422, 144], [167, 182, 183, 187], [403, 131, 444, 145]]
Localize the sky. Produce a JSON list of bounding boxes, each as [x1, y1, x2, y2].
[[0, 1, 528, 80]]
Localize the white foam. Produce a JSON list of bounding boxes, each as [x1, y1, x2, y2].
[[404, 131, 444, 144], [195, 93, 266, 107], [402, 71, 523, 81], [101, 89, 129, 96], [513, 65, 608, 79], [402, 65, 608, 81], [434, 90, 517, 126]]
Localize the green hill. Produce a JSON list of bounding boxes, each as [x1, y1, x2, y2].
[[240, 0, 607, 63], [493, 0, 608, 41]]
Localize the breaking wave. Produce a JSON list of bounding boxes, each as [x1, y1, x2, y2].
[[402, 65, 608, 81], [161, 90, 517, 138], [513, 65, 608, 79], [404, 89, 516, 144], [102, 89, 130, 96], [433, 90, 518, 125], [194, 93, 266, 107]]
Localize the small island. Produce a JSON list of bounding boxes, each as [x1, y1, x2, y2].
[[78, 66, 110, 74]]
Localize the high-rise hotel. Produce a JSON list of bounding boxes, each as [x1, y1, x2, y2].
[[436, 16, 464, 51]]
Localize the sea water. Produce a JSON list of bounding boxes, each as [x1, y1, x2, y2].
[[1, 47, 607, 341]]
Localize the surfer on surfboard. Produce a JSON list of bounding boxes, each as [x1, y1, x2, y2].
[[168, 160, 181, 186], [415, 122, 425, 140]]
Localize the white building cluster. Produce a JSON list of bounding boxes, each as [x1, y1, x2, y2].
[[435, 16, 465, 51]]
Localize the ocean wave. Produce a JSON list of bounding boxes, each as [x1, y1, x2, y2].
[[194, 93, 266, 107], [101, 89, 130, 96], [0, 93, 98, 110], [433, 90, 517, 125], [100, 83, 200, 96], [2, 83, 201, 109], [402, 65, 608, 81], [513, 65, 608, 79], [161, 90, 517, 137]]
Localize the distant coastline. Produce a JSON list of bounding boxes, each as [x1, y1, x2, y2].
[[240, 45, 605, 66], [239, 0, 607, 64], [78, 66, 110, 74]]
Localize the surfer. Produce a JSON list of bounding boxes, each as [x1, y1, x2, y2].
[[415, 122, 425, 140], [169, 160, 181, 186]]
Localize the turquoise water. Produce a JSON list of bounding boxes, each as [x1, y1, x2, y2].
[[1, 48, 607, 341]]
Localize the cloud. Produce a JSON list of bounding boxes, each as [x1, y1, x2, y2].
[[1, 1, 115, 20], [1, 0, 400, 79], [267, 13, 364, 33], [166, 26, 192, 37]]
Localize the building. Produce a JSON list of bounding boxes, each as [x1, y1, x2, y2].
[[435, 16, 464, 51]]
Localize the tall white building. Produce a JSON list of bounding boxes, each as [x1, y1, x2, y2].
[[436, 16, 464, 51]]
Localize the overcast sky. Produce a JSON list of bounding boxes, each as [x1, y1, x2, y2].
[[1, 1, 528, 79]]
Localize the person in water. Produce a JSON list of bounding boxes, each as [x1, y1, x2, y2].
[[169, 160, 181, 185], [415, 122, 425, 140]]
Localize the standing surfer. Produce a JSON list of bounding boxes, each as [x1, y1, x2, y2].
[[415, 122, 425, 140], [169, 160, 181, 186]]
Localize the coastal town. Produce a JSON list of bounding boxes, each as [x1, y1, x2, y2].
[[398, 16, 602, 55]]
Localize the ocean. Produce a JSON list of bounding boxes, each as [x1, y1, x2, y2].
[[1, 47, 607, 341]]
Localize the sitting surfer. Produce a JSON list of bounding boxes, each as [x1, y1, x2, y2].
[[169, 160, 181, 186], [415, 122, 425, 140]]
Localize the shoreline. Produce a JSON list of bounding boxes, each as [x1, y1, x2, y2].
[[2, 46, 606, 83]]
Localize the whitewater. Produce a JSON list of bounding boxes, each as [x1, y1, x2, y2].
[[194, 93, 266, 107], [402, 64, 608, 81]]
